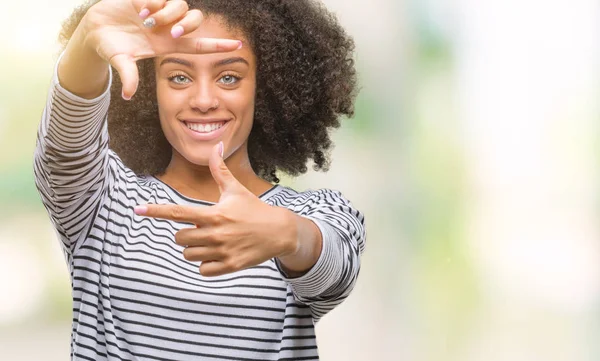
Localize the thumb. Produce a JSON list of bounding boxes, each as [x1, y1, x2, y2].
[[110, 54, 139, 100], [209, 141, 239, 194]]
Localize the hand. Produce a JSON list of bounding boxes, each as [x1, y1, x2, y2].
[[134, 143, 299, 277], [76, 0, 241, 98]]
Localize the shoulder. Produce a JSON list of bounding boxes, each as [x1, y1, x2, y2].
[[106, 149, 166, 196], [107, 149, 143, 182], [269, 186, 351, 209]]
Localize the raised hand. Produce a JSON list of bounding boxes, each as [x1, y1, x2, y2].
[[67, 0, 241, 99], [134, 143, 306, 277]]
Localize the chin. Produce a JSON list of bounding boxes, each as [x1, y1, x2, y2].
[[184, 153, 211, 167], [171, 144, 213, 167]]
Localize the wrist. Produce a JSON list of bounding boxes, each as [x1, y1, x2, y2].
[[69, 14, 105, 64], [59, 19, 110, 99], [275, 210, 322, 276], [275, 207, 300, 258]]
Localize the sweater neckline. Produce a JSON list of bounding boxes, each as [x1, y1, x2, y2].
[[147, 175, 282, 206]]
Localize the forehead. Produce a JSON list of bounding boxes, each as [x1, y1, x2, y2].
[[155, 15, 254, 66]]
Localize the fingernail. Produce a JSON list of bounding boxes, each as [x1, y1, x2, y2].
[[171, 25, 184, 39], [139, 8, 150, 19], [218, 141, 224, 158], [134, 205, 147, 215], [236, 41, 243, 50], [143, 17, 156, 28], [122, 90, 131, 101]]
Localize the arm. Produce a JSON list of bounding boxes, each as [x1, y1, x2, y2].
[[34, 50, 113, 254], [133, 147, 366, 309], [275, 189, 367, 322], [276, 214, 323, 278], [34, 3, 127, 254], [58, 21, 111, 99], [35, 0, 240, 254]]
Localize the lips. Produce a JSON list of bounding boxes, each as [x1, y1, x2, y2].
[[184, 121, 227, 133], [180, 119, 231, 140]]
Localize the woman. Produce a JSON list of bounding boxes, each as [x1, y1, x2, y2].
[[35, 0, 366, 359]]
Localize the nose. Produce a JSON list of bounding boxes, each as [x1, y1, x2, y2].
[[189, 80, 219, 113]]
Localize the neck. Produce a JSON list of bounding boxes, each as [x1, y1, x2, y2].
[[157, 144, 273, 203]]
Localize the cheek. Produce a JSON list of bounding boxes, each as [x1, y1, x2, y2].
[[156, 84, 186, 123], [155, 86, 183, 145], [156, 82, 170, 119], [223, 86, 256, 126]]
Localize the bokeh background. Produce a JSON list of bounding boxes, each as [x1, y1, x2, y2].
[[1, 0, 599, 360]]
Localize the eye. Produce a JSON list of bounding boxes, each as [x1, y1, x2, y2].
[[168, 74, 191, 85], [218, 74, 240, 85]]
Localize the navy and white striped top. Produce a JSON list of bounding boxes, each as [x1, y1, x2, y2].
[[34, 62, 365, 360]]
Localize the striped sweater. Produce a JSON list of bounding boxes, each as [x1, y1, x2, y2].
[[34, 62, 366, 361]]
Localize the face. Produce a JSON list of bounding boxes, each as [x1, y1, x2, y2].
[[155, 16, 256, 167]]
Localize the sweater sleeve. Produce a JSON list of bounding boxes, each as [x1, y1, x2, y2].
[[275, 188, 366, 322], [33, 55, 114, 255]]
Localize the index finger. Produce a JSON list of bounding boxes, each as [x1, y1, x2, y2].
[[174, 37, 242, 54], [134, 204, 211, 223]]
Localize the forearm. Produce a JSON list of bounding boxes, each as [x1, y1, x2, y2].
[[58, 12, 110, 99], [276, 210, 323, 278], [34, 41, 114, 248], [272, 189, 365, 321]]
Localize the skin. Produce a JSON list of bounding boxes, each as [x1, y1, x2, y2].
[[134, 143, 323, 277], [59, 0, 357, 183], [154, 16, 270, 202], [56, 0, 323, 277], [144, 15, 323, 277]]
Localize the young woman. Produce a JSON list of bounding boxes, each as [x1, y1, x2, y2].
[[35, 0, 365, 359]]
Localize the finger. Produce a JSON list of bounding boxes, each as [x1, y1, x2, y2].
[[137, 0, 168, 17], [208, 141, 242, 195], [110, 54, 139, 100], [199, 261, 229, 277], [134, 203, 211, 223], [174, 227, 216, 247], [174, 37, 242, 55], [182, 246, 223, 262], [132, 0, 151, 15], [170, 9, 203, 39], [144, 0, 189, 28]]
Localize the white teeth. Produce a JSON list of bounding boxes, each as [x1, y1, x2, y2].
[[186, 122, 225, 133]]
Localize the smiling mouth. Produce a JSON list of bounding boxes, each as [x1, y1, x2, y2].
[[183, 121, 228, 134]]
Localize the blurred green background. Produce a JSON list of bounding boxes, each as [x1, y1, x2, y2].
[[1, 0, 599, 360]]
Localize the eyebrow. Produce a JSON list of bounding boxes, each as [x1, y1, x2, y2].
[[160, 57, 193, 68], [213, 57, 249, 67], [159, 57, 249, 69]]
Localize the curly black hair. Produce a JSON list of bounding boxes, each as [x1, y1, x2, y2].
[[59, 0, 357, 183]]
